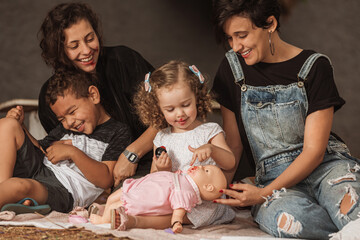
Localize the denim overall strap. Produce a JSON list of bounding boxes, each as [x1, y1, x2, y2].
[[297, 53, 332, 80], [225, 49, 245, 84]]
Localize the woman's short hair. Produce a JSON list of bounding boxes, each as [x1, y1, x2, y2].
[[213, 0, 281, 45]]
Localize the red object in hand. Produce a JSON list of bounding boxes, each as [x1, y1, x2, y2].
[[155, 146, 167, 158]]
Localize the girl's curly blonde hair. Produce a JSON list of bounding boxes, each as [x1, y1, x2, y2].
[[134, 60, 212, 130]]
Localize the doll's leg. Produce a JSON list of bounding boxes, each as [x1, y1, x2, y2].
[[90, 188, 124, 224], [112, 209, 172, 230], [0, 118, 26, 183]]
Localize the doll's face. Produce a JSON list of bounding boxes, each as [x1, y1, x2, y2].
[[187, 165, 227, 201]]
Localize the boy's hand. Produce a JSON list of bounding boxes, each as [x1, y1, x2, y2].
[[154, 151, 172, 171], [189, 144, 212, 166], [6, 106, 24, 125], [45, 140, 75, 164]]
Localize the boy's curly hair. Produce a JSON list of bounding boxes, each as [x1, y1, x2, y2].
[[134, 60, 213, 130], [45, 70, 99, 106]]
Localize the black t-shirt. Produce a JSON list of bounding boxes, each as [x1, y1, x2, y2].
[[212, 50, 345, 177], [38, 118, 131, 162], [38, 45, 154, 140]]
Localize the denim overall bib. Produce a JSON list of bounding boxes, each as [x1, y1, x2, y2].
[[226, 50, 360, 239]]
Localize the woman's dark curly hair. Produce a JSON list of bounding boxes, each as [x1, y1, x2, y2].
[[45, 70, 98, 106], [38, 2, 103, 71], [213, 0, 281, 46], [134, 60, 213, 130]]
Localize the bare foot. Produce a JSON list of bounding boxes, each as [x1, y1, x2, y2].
[[90, 213, 106, 224], [23, 199, 32, 206]]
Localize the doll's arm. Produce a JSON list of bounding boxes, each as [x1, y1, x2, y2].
[[171, 208, 186, 233]]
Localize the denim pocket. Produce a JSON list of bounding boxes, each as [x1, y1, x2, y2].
[[246, 99, 305, 149]]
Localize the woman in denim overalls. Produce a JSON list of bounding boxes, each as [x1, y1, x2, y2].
[[211, 0, 360, 239]]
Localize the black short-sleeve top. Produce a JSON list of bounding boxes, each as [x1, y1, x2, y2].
[[38, 46, 154, 140], [212, 49, 345, 168]]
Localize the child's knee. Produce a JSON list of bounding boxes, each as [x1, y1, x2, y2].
[[0, 118, 24, 141], [0, 117, 21, 130]]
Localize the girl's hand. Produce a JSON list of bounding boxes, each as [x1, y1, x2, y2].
[[6, 106, 24, 125], [188, 144, 212, 165], [154, 151, 172, 171], [45, 140, 74, 164], [214, 183, 266, 207]]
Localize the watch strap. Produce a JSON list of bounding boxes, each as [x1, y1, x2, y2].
[[123, 149, 139, 164]]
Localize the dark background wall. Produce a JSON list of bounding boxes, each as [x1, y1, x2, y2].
[[1, 0, 359, 157]]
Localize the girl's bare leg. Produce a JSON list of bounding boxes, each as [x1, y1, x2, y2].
[[0, 118, 26, 183]]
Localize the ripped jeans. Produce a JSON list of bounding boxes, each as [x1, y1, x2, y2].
[[252, 149, 360, 239]]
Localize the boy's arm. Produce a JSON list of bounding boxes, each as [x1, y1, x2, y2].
[[171, 208, 186, 233], [45, 143, 115, 189]]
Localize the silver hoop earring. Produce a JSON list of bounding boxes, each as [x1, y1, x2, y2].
[[269, 31, 275, 55]]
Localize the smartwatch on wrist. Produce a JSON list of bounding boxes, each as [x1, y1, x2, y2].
[[123, 149, 139, 164]]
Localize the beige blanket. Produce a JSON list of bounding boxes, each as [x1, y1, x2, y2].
[[0, 208, 271, 240]]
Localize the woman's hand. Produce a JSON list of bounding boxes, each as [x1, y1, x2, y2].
[[188, 144, 212, 165], [6, 106, 24, 125], [154, 152, 172, 171], [214, 183, 266, 207]]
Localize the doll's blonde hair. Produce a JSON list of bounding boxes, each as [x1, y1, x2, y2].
[[134, 60, 212, 130]]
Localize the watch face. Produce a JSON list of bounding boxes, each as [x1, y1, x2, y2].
[[129, 154, 136, 161], [129, 153, 138, 163]]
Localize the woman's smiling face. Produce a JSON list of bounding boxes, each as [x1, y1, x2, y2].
[[224, 15, 270, 65], [64, 19, 100, 72]]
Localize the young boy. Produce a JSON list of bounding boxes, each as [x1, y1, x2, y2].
[[0, 71, 131, 213]]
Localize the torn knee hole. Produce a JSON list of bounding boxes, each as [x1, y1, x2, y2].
[[278, 213, 287, 229], [328, 173, 356, 185], [340, 186, 358, 215], [277, 212, 302, 235], [350, 164, 360, 173]]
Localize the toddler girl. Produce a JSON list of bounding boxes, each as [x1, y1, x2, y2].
[[133, 60, 236, 228]]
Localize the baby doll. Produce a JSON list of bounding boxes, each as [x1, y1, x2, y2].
[[90, 164, 227, 233]]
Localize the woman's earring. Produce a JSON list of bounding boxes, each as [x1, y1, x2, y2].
[[269, 31, 275, 56]]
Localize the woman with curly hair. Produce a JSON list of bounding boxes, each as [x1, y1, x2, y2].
[[133, 60, 236, 228], [38, 2, 155, 187]]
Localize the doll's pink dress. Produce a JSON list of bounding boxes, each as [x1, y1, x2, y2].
[[120, 171, 202, 216]]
